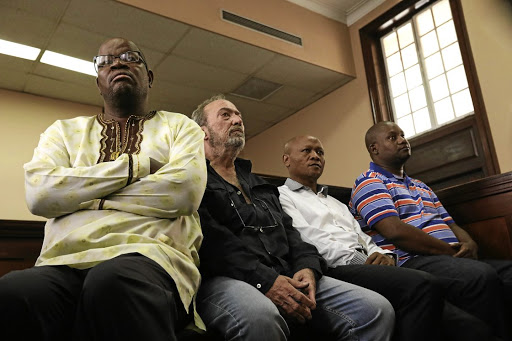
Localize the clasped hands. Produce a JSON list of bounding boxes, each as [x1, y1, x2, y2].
[[265, 268, 316, 324], [450, 240, 478, 259]]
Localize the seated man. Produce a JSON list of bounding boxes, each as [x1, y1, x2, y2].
[[279, 135, 495, 341], [350, 121, 512, 340], [0, 38, 207, 341], [191, 95, 394, 341]]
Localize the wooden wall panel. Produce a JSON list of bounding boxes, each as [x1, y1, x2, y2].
[[406, 116, 488, 190], [437, 171, 512, 259], [407, 127, 478, 174], [0, 220, 44, 277], [463, 218, 512, 260]]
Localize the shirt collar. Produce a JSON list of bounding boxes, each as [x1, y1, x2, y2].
[[205, 157, 252, 172], [369, 162, 410, 182], [284, 178, 329, 196]]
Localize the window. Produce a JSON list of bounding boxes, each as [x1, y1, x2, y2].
[[360, 0, 499, 189], [381, 0, 473, 138]]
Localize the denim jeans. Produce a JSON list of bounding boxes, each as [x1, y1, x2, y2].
[[197, 275, 394, 341]]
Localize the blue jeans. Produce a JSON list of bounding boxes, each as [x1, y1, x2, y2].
[[197, 276, 394, 341]]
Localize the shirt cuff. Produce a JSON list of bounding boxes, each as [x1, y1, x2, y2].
[[131, 154, 150, 182], [247, 263, 279, 294], [384, 252, 398, 265]]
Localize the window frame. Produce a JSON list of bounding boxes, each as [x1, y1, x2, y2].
[[360, 0, 499, 176]]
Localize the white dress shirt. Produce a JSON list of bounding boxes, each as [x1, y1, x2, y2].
[[279, 178, 394, 267]]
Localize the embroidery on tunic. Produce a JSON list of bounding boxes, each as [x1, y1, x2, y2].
[[96, 111, 156, 163]]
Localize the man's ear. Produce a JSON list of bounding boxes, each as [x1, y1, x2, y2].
[[96, 77, 101, 95], [201, 126, 209, 141], [369, 143, 378, 155], [147, 70, 154, 88], [283, 154, 290, 167]]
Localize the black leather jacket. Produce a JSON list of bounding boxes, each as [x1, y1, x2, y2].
[[198, 158, 326, 294]]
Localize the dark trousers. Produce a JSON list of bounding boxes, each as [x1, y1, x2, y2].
[[402, 255, 512, 340], [327, 264, 495, 341], [0, 253, 188, 341]]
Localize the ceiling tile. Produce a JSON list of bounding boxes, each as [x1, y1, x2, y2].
[[0, 68, 29, 92], [0, 7, 56, 47], [0, 0, 357, 140], [173, 28, 276, 74], [0, 54, 38, 74], [149, 80, 217, 115], [46, 23, 110, 61], [155, 55, 248, 93], [63, 0, 189, 53], [1, 0, 70, 20], [24, 74, 103, 107], [32, 63, 97, 87], [264, 85, 317, 109], [243, 118, 275, 139], [255, 55, 350, 92], [46, 23, 165, 68], [225, 95, 291, 123]]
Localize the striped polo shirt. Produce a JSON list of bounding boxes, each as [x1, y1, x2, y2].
[[349, 162, 458, 265]]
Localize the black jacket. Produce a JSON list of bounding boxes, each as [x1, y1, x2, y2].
[[198, 158, 326, 294]]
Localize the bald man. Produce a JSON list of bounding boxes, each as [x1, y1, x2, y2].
[[279, 135, 471, 341], [350, 121, 512, 340], [0, 38, 207, 340]]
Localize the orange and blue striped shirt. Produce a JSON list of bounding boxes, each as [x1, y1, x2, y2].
[[349, 162, 458, 265]]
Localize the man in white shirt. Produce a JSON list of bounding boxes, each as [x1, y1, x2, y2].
[[278, 135, 493, 341]]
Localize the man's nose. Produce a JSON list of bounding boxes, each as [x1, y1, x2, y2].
[[111, 57, 129, 68], [310, 151, 321, 159], [232, 115, 243, 126]]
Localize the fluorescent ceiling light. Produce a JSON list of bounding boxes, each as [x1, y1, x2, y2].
[[41, 51, 96, 76], [0, 39, 41, 60]]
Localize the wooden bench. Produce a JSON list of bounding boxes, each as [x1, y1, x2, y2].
[[2, 172, 511, 340], [2, 171, 511, 276]]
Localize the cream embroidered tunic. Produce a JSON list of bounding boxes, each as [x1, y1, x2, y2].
[[24, 110, 207, 329]]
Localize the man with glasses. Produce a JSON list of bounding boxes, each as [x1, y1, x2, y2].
[[0, 38, 207, 341], [191, 95, 394, 341]]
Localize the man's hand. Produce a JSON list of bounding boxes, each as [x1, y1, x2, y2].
[[452, 241, 478, 259], [265, 275, 316, 324], [292, 268, 317, 306], [365, 252, 395, 266]]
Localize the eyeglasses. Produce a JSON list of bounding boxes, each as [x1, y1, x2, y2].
[[93, 50, 147, 73], [230, 197, 278, 233]]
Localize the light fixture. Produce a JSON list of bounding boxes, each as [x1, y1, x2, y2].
[[0, 39, 41, 60], [40, 51, 96, 76]]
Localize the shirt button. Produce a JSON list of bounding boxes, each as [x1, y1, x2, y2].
[[236, 191, 241, 195], [256, 284, 262, 289]]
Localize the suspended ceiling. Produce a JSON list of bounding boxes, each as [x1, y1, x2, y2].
[[0, 0, 381, 138]]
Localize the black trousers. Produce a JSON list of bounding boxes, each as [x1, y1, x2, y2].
[[0, 253, 189, 341], [327, 264, 495, 341], [402, 255, 512, 340]]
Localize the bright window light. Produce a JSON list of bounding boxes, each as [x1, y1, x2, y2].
[[0, 39, 41, 60], [41, 51, 96, 76]]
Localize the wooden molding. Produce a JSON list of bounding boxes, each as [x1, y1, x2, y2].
[[0, 220, 45, 238]]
